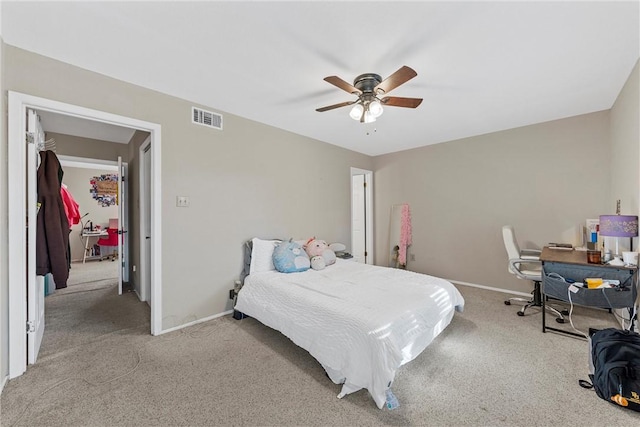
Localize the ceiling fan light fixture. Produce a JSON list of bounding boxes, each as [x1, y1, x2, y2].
[[349, 103, 364, 120], [317, 66, 422, 123], [369, 100, 383, 118], [364, 110, 376, 123]]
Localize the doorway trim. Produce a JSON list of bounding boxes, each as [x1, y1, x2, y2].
[[350, 167, 374, 264], [8, 91, 163, 379], [139, 136, 152, 303], [58, 155, 118, 171], [58, 155, 129, 286]]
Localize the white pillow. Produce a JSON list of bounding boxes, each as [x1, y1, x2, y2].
[[249, 238, 280, 274]]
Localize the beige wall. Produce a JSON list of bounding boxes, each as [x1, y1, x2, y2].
[[609, 59, 639, 252], [373, 111, 611, 294], [3, 45, 372, 332], [608, 59, 639, 324]]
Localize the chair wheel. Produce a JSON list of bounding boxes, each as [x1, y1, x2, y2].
[[561, 310, 569, 316], [517, 311, 525, 317], [556, 318, 566, 324], [504, 301, 511, 305]]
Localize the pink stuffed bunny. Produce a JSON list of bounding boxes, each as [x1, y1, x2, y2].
[[304, 237, 336, 269]]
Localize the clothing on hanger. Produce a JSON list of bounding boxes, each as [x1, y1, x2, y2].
[[398, 204, 412, 267], [36, 150, 70, 289], [60, 183, 81, 227]]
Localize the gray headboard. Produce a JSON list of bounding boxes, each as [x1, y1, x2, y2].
[[239, 240, 253, 285]]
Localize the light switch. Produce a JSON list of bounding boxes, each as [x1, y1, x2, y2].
[[176, 196, 190, 207]]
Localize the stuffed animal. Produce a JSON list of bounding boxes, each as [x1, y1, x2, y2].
[[310, 255, 326, 271], [304, 237, 336, 268], [272, 240, 310, 273]]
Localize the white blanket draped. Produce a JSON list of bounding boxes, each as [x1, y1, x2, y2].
[[234, 259, 465, 409]]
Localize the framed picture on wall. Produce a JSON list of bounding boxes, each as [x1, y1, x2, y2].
[[90, 174, 118, 207]]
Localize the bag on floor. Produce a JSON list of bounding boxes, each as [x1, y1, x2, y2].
[[579, 328, 640, 412]]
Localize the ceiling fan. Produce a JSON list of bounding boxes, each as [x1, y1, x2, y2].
[[316, 65, 423, 123]]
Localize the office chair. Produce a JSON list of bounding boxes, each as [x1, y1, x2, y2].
[[502, 225, 565, 322], [97, 227, 119, 261]]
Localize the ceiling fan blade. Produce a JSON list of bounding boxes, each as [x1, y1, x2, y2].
[[375, 66, 417, 94], [380, 96, 423, 108], [323, 76, 362, 95], [316, 100, 356, 112]]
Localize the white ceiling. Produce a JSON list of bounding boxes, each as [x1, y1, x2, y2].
[[2, 1, 639, 156], [38, 110, 136, 144]]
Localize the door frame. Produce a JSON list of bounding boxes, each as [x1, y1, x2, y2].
[[58, 155, 127, 289], [26, 109, 45, 365], [8, 91, 163, 379], [139, 137, 152, 303], [350, 167, 374, 264]]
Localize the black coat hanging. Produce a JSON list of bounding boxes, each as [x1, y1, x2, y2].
[[36, 150, 70, 289]]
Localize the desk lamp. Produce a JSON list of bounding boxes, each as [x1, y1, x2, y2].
[[599, 204, 638, 266]]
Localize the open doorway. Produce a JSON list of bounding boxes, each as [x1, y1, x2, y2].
[[33, 151, 141, 364], [58, 158, 121, 291], [350, 167, 374, 264], [7, 91, 163, 379]]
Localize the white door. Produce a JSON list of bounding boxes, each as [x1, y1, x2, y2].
[[27, 109, 45, 364], [121, 162, 130, 285], [142, 143, 152, 303], [117, 157, 123, 294], [117, 157, 130, 294], [351, 174, 366, 263]]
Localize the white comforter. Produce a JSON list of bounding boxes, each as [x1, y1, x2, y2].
[[234, 259, 465, 409]]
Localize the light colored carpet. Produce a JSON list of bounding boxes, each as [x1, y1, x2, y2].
[[2, 278, 639, 426], [60, 260, 119, 293]]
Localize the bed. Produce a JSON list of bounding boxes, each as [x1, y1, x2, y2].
[[234, 239, 465, 409]]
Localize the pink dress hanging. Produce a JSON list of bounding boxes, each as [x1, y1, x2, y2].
[[398, 204, 412, 266]]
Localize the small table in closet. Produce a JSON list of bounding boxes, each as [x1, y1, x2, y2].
[[81, 230, 108, 263]]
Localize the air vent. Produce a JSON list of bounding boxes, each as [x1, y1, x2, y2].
[[192, 107, 223, 130]]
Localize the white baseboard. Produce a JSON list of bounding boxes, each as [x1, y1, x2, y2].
[[158, 310, 234, 335], [1, 374, 7, 395], [448, 279, 531, 298]]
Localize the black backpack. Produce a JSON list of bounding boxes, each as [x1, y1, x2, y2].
[[580, 328, 640, 411]]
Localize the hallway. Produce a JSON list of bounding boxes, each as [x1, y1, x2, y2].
[[38, 260, 149, 361]]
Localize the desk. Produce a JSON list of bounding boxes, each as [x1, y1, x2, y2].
[[540, 247, 638, 337], [81, 230, 108, 263]]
